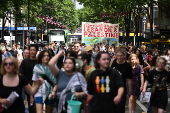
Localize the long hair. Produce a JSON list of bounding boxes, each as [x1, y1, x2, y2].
[[115, 47, 126, 56], [1, 57, 18, 75], [37, 50, 52, 64], [128, 54, 140, 65], [95, 51, 110, 69]]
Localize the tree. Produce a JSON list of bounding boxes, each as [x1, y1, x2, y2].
[[0, 0, 29, 41], [23, 0, 79, 31], [77, 0, 150, 42], [0, 0, 13, 41]]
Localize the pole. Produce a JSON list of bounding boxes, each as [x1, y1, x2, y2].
[[150, 0, 153, 48], [10, 12, 12, 48], [134, 36, 135, 46], [143, 16, 146, 38], [46, 20, 47, 33], [27, 0, 30, 39], [143, 22, 146, 38], [23, 26, 24, 48]]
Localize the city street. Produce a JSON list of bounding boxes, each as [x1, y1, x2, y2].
[[125, 90, 170, 113]]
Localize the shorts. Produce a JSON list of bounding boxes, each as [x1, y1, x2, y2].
[[35, 96, 57, 105], [150, 90, 168, 110]]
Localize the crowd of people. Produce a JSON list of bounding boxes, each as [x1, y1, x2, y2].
[[0, 41, 169, 113]]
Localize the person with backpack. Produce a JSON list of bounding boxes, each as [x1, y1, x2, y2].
[[145, 50, 153, 66], [0, 44, 12, 60]]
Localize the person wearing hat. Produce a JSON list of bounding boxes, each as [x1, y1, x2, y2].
[[55, 43, 66, 54], [55, 43, 66, 69], [16, 44, 23, 61], [78, 52, 95, 82], [0, 44, 12, 60], [80, 43, 85, 52], [9, 44, 18, 58], [83, 45, 94, 66]]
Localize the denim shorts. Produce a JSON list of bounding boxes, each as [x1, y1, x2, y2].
[[35, 96, 57, 105]]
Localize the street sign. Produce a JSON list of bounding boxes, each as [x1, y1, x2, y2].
[[4, 36, 15, 40]]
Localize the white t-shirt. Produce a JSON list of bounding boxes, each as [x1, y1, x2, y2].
[[32, 73, 43, 97], [17, 49, 23, 60]]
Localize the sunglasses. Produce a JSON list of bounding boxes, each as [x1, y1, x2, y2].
[[4, 62, 14, 66], [74, 46, 79, 48]]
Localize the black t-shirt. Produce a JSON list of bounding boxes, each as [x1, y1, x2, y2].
[[111, 59, 133, 90], [10, 50, 18, 58], [126, 52, 131, 60], [0, 75, 28, 113], [87, 68, 124, 113], [19, 58, 37, 84], [147, 69, 170, 88]]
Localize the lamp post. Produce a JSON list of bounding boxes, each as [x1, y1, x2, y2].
[[107, 38, 110, 45], [22, 24, 25, 48], [143, 15, 147, 38], [44, 16, 53, 33]]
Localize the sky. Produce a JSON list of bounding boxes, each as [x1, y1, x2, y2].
[[75, 0, 83, 9]]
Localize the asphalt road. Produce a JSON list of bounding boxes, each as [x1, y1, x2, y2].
[[125, 89, 170, 113]]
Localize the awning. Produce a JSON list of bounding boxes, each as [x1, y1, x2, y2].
[[128, 36, 149, 42]]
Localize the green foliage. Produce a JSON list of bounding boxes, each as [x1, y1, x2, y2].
[[23, 0, 79, 30]]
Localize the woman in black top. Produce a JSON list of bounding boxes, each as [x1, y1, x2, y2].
[[135, 49, 144, 66], [0, 57, 43, 113], [111, 47, 133, 113], [143, 57, 170, 113], [87, 51, 124, 113]]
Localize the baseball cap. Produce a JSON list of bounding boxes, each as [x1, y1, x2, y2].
[[0, 44, 6, 50], [84, 46, 92, 51]]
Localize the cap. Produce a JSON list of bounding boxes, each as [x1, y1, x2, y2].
[[84, 46, 92, 51], [0, 44, 6, 50], [60, 43, 65, 46]]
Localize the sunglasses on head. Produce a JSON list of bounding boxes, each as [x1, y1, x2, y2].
[[4, 62, 14, 66]]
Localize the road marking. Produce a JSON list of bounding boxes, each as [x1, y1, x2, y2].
[[136, 100, 147, 113]]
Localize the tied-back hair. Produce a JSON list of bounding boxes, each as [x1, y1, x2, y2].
[[115, 47, 126, 56], [95, 51, 110, 69], [128, 54, 140, 65], [1, 57, 18, 75], [78, 52, 91, 65], [37, 50, 52, 64]]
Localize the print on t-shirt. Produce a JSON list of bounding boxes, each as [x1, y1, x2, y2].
[[153, 74, 167, 88], [112, 67, 122, 76], [95, 76, 110, 93]]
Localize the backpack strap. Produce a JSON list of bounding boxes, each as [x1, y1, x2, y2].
[[109, 59, 114, 67]]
